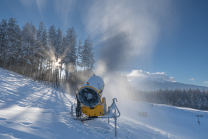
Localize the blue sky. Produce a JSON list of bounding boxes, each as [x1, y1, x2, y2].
[[0, 0, 208, 87]]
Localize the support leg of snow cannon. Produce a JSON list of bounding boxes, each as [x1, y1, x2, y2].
[[71, 105, 76, 118], [115, 117, 117, 137], [71, 105, 74, 117], [107, 98, 120, 118], [105, 98, 120, 137], [108, 106, 110, 124]]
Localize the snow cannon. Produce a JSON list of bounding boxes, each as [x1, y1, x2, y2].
[[78, 75, 104, 109], [76, 75, 106, 117], [71, 74, 121, 137]]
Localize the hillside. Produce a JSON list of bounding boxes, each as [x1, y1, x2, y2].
[[0, 68, 208, 139], [128, 79, 208, 91]]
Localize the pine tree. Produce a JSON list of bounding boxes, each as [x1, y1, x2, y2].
[[195, 89, 203, 109], [7, 18, 21, 69], [176, 97, 182, 106], [0, 19, 9, 69], [81, 36, 95, 70], [56, 28, 62, 59], [37, 21, 46, 56], [196, 96, 203, 110], [64, 27, 77, 71], [20, 22, 36, 76], [184, 98, 189, 107], [36, 21, 48, 80], [48, 25, 56, 59], [202, 97, 208, 110]]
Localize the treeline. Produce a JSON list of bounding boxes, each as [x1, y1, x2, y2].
[[0, 18, 95, 93], [130, 88, 208, 110]]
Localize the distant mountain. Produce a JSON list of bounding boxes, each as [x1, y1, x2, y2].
[[128, 79, 208, 91]]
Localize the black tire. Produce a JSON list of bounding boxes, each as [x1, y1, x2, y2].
[[76, 94, 82, 117]]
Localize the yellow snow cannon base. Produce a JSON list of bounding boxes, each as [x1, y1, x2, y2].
[[81, 98, 107, 117]]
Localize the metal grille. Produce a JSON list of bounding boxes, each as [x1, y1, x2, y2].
[[78, 88, 100, 108]]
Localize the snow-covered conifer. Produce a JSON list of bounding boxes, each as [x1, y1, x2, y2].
[[64, 27, 77, 68], [7, 18, 21, 69], [48, 25, 57, 57], [81, 36, 94, 70]]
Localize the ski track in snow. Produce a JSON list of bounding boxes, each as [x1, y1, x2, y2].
[[0, 68, 207, 139]]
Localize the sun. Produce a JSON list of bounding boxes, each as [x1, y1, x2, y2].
[[55, 62, 59, 66], [54, 59, 61, 67]]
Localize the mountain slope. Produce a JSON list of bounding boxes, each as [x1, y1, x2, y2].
[[128, 79, 208, 91], [0, 68, 207, 139]]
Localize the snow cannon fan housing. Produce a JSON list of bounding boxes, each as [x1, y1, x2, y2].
[[78, 75, 104, 108]]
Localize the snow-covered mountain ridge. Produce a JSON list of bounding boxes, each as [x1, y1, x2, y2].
[[127, 70, 208, 91], [128, 79, 208, 91]]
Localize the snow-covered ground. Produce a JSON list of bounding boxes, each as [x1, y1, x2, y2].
[[0, 68, 208, 139]]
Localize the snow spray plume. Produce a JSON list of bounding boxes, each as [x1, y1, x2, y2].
[[98, 32, 130, 72], [88, 0, 173, 109], [94, 32, 136, 105], [85, 0, 173, 74]]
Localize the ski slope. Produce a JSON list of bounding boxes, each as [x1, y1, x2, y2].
[[0, 68, 208, 139]]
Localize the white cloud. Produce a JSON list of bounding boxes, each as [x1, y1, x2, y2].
[[205, 81, 208, 83], [189, 78, 194, 81], [127, 70, 176, 82]]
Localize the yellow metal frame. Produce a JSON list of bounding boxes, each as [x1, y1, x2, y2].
[[81, 98, 107, 117], [77, 86, 107, 117]]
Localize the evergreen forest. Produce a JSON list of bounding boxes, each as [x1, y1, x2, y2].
[[130, 88, 208, 110], [0, 18, 95, 94]]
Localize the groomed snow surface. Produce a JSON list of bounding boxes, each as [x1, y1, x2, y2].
[[0, 68, 208, 139]]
